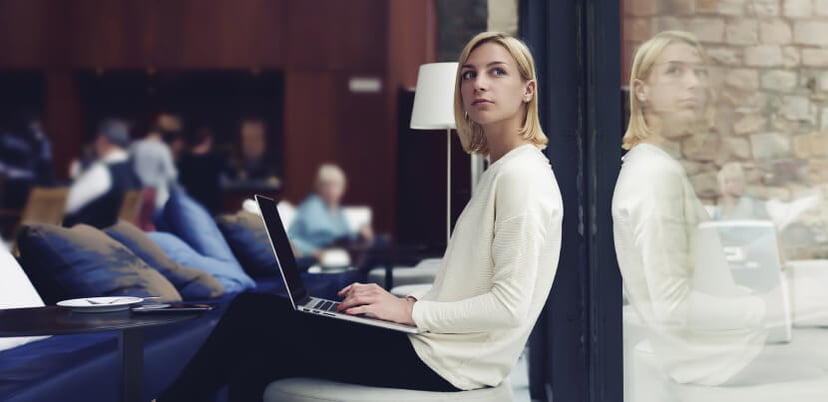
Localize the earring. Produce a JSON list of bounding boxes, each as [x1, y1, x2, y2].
[[464, 111, 469, 120]]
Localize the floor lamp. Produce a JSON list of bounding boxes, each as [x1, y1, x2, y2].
[[410, 62, 458, 245]]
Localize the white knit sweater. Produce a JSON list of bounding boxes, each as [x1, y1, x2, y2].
[[408, 144, 563, 390]]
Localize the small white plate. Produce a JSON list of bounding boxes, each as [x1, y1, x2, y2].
[[57, 296, 145, 313]]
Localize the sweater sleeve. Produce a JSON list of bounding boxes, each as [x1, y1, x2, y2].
[[411, 170, 560, 333]]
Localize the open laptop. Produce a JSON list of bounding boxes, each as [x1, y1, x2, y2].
[[255, 194, 421, 333], [695, 220, 792, 343]]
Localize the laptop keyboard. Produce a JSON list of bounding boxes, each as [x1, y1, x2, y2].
[[312, 300, 341, 312]]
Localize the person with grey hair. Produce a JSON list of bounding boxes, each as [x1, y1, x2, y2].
[[288, 163, 373, 261], [713, 162, 769, 221], [64, 118, 142, 228]]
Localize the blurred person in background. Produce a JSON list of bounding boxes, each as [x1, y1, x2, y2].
[[64, 118, 141, 228], [713, 162, 769, 221], [130, 125, 178, 209], [179, 126, 232, 214], [0, 112, 54, 209], [155, 112, 186, 163], [233, 117, 280, 181], [288, 164, 374, 262]]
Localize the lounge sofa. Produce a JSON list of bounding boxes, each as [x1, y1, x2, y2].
[[0, 191, 361, 402]]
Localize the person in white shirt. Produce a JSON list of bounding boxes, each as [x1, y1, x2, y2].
[[159, 32, 563, 402], [130, 126, 178, 209], [613, 31, 820, 387], [64, 119, 141, 228]]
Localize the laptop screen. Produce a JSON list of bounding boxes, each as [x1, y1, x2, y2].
[[697, 220, 781, 293], [255, 194, 310, 307]]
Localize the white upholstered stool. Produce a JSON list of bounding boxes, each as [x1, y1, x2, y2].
[[390, 283, 432, 298], [263, 378, 513, 402]]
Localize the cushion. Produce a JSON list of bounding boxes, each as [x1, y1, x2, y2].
[[104, 220, 224, 300], [156, 191, 241, 266], [215, 211, 279, 277], [147, 232, 256, 294], [16, 224, 182, 304], [0, 249, 50, 351]]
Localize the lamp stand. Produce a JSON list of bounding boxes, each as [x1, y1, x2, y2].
[[446, 128, 451, 245]]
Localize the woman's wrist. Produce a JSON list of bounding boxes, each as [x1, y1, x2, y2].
[[404, 296, 417, 326]]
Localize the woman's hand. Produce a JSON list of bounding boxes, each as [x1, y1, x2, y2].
[[359, 226, 375, 243], [337, 282, 416, 326]]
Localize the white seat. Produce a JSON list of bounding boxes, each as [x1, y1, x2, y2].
[[786, 259, 828, 327], [368, 258, 441, 288], [263, 378, 513, 402], [390, 284, 432, 298]]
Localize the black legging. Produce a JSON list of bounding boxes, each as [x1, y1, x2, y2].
[[157, 292, 458, 402]]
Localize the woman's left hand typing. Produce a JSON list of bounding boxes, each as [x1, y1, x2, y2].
[[337, 282, 416, 326]]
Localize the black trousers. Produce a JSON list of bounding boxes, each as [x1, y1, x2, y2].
[[158, 292, 458, 402]]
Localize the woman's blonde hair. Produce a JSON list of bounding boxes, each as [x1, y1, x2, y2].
[[623, 30, 715, 150], [453, 32, 547, 155], [315, 163, 346, 187], [717, 161, 745, 188]]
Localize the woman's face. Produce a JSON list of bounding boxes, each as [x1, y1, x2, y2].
[[318, 179, 345, 207], [460, 42, 534, 129], [635, 43, 708, 129], [721, 175, 745, 198]]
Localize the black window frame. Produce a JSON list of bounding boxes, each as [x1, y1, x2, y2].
[[520, 1, 623, 401]]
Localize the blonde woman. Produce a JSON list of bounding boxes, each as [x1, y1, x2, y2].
[[159, 32, 562, 401], [612, 31, 819, 387]]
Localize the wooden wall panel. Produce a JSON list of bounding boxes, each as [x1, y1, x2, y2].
[[44, 71, 84, 181], [0, 0, 52, 68], [0, 0, 438, 232], [388, 0, 438, 89], [151, 0, 285, 68], [284, 0, 386, 72], [336, 76, 393, 233], [69, 0, 151, 68], [282, 71, 339, 203]]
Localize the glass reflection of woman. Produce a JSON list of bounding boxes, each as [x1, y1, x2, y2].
[[158, 32, 563, 401], [612, 31, 771, 387]]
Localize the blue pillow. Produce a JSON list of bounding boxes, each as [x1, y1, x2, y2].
[[157, 191, 240, 266], [104, 221, 225, 300], [16, 224, 182, 304], [147, 232, 255, 294], [215, 211, 279, 277]]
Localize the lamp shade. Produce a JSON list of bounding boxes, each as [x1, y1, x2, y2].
[[410, 62, 459, 130]]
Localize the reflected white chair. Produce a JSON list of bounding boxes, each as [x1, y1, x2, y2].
[[786, 259, 828, 327]]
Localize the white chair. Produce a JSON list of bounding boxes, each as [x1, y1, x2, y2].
[[368, 258, 441, 289], [263, 378, 513, 402], [390, 284, 432, 298], [786, 259, 828, 327]]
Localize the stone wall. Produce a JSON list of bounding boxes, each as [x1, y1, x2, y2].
[[623, 0, 828, 259]]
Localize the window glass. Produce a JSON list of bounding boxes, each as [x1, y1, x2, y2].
[[619, 1, 828, 400]]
